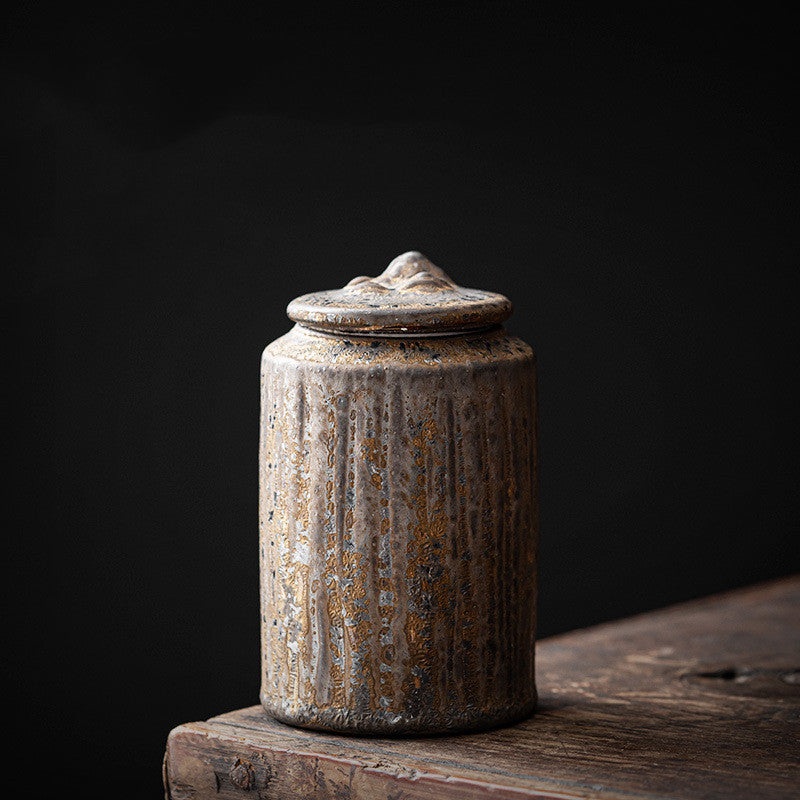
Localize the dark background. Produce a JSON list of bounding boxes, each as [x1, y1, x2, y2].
[[4, 4, 797, 798]]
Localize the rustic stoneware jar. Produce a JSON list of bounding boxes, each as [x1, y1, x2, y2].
[[259, 252, 538, 735]]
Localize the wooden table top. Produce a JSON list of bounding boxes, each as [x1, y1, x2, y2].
[[165, 576, 800, 799]]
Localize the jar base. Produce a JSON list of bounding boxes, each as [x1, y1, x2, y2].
[[260, 691, 537, 737]]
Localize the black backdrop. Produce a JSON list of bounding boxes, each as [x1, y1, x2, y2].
[[4, 4, 798, 798]]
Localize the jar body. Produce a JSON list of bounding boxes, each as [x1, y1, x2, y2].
[[260, 323, 538, 734]]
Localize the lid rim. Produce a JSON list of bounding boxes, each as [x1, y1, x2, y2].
[[293, 321, 506, 339]]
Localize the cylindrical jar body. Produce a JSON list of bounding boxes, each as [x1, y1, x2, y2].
[[259, 323, 538, 735]]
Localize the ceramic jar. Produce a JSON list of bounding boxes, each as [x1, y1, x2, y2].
[[259, 252, 538, 734]]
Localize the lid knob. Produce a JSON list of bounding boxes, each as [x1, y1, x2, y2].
[[345, 252, 456, 293]]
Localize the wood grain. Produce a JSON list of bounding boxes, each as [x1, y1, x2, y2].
[[164, 576, 800, 799]]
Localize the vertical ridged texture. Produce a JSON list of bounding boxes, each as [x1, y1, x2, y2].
[[260, 324, 538, 734]]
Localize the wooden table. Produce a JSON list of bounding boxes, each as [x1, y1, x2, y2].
[[164, 576, 800, 799]]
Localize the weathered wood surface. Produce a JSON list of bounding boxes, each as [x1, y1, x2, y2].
[[164, 576, 800, 799]]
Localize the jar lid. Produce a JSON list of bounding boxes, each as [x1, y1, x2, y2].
[[287, 251, 512, 336]]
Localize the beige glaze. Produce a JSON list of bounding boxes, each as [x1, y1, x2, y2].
[[260, 253, 538, 734]]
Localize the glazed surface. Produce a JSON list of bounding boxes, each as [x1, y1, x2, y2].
[[259, 324, 538, 733]]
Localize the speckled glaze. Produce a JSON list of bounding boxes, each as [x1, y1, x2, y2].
[[260, 252, 538, 735]]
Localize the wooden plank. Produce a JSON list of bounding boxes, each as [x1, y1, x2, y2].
[[164, 576, 800, 799]]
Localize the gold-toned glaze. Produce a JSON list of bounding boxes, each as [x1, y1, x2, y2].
[[260, 254, 538, 734]]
